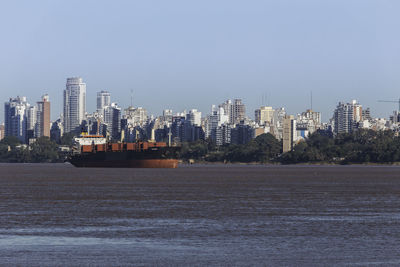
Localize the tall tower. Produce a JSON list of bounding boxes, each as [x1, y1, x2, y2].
[[63, 77, 86, 133], [4, 96, 30, 143], [36, 94, 51, 137], [233, 99, 246, 124], [103, 103, 121, 140], [282, 115, 296, 153], [97, 90, 111, 112], [333, 100, 362, 135]]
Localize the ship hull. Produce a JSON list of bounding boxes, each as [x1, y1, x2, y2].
[[70, 158, 178, 168], [68, 148, 179, 168]]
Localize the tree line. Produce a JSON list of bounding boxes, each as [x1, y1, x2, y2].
[[0, 134, 74, 163], [2, 129, 400, 164], [180, 130, 400, 164]]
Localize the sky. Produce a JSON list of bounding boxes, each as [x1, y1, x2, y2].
[[0, 0, 399, 122]]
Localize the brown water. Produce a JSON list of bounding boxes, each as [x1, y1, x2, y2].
[[0, 163, 400, 266]]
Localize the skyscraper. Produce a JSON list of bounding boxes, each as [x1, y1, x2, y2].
[[103, 103, 121, 140], [63, 77, 86, 133], [333, 100, 362, 134], [4, 96, 30, 142], [26, 105, 37, 132], [36, 94, 50, 138], [282, 115, 296, 153], [97, 91, 111, 112]]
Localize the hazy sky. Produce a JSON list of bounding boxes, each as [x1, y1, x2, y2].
[[1, 0, 399, 122]]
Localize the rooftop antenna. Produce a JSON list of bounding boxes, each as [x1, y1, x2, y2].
[[311, 91, 313, 110]]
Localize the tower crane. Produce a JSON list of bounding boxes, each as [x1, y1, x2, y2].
[[378, 98, 400, 112]]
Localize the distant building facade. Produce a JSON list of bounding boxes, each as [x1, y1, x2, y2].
[[187, 109, 202, 126], [103, 103, 121, 140], [255, 106, 274, 126], [4, 96, 30, 143], [218, 99, 246, 124], [97, 90, 111, 113], [333, 100, 362, 134], [63, 77, 86, 133], [0, 124, 4, 141], [282, 115, 296, 153], [35, 94, 50, 138]]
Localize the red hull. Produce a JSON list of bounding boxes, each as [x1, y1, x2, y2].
[[70, 159, 178, 168]]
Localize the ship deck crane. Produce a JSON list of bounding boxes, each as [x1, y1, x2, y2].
[[378, 98, 400, 112]]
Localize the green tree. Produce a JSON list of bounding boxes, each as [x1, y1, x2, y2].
[[0, 136, 21, 148], [60, 132, 76, 147], [30, 137, 59, 163]]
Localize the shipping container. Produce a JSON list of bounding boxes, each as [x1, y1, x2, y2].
[[81, 145, 93, 153], [126, 143, 135, 151], [112, 143, 122, 151], [96, 144, 106, 152]]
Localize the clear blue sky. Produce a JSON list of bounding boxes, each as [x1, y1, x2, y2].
[[0, 0, 399, 122]]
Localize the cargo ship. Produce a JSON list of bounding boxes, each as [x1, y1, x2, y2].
[[68, 135, 179, 168]]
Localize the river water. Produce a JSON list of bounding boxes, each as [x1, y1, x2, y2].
[[0, 163, 399, 266]]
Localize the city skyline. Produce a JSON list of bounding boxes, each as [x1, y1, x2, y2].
[[2, 84, 399, 125], [0, 0, 399, 122]]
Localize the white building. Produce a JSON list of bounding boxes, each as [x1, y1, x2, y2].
[[124, 106, 148, 127], [218, 99, 246, 124], [187, 109, 202, 126], [216, 123, 233, 146], [205, 105, 229, 140], [63, 77, 86, 133], [163, 109, 173, 124], [272, 107, 286, 140], [333, 100, 362, 134], [26, 105, 37, 132], [296, 109, 322, 138], [97, 90, 111, 113]]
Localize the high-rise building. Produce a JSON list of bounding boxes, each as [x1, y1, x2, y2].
[[255, 106, 274, 125], [124, 106, 148, 127], [205, 105, 229, 141], [163, 109, 173, 124], [231, 123, 254, 145], [219, 100, 233, 124], [36, 94, 50, 138], [63, 77, 86, 133], [4, 96, 30, 143], [333, 100, 362, 134], [187, 109, 202, 126], [26, 105, 37, 132], [218, 99, 246, 124], [0, 124, 4, 141], [282, 115, 296, 153], [216, 123, 233, 146], [272, 107, 286, 140], [296, 109, 322, 138], [97, 91, 111, 113], [233, 99, 246, 124], [103, 103, 121, 140], [50, 119, 63, 143]]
